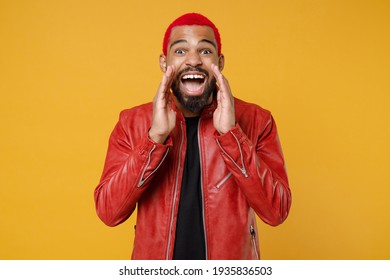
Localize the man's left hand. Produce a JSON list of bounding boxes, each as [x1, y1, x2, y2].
[[211, 64, 235, 135]]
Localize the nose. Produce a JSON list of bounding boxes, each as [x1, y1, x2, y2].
[[185, 50, 202, 67]]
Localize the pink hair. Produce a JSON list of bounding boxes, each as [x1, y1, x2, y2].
[[162, 13, 222, 56]]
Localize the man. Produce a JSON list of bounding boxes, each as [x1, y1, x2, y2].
[[94, 13, 291, 260]]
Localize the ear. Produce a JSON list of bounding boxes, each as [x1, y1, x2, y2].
[[218, 54, 225, 71], [159, 54, 167, 72]]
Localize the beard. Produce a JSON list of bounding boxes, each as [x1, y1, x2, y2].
[[171, 67, 217, 114]]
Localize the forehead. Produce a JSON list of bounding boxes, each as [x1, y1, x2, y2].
[[169, 25, 216, 46]]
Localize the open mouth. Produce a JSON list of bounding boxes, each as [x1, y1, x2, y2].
[[180, 72, 207, 96]]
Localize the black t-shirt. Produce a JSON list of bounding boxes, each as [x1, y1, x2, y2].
[[172, 117, 206, 260]]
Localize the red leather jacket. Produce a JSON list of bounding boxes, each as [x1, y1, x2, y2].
[[94, 96, 291, 259]]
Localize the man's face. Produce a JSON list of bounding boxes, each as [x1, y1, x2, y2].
[[162, 25, 223, 114]]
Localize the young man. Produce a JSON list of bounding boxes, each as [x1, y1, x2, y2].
[[94, 13, 292, 260]]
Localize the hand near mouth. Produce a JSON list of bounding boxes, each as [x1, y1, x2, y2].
[[211, 64, 235, 135], [149, 65, 177, 144]]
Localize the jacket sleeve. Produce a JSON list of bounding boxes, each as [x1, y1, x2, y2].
[[94, 111, 172, 227], [215, 114, 291, 226]]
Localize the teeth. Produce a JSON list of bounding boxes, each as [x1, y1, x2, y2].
[[182, 74, 205, 80]]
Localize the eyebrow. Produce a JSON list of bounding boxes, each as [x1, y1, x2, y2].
[[169, 39, 217, 50]]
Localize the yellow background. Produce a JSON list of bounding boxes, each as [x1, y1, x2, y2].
[[1, 0, 389, 259]]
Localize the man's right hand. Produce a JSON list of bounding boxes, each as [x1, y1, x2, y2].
[[148, 65, 177, 144]]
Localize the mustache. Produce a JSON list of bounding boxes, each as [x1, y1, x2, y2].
[[176, 67, 209, 78]]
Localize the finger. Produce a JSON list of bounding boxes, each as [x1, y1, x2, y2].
[[211, 64, 233, 101], [211, 64, 228, 92], [155, 65, 175, 105], [165, 65, 176, 92], [211, 64, 224, 85], [215, 88, 221, 105], [160, 65, 174, 93]]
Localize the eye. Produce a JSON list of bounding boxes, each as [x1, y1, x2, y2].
[[200, 49, 212, 55], [174, 49, 185, 55]]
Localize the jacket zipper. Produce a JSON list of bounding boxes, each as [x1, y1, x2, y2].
[[250, 225, 259, 259], [215, 172, 232, 189], [197, 118, 208, 259], [216, 131, 249, 178], [165, 121, 184, 259], [137, 145, 170, 187]]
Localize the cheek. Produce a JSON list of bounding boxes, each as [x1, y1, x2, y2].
[[203, 57, 219, 69], [169, 61, 181, 68], [167, 57, 184, 68], [203, 63, 215, 76]]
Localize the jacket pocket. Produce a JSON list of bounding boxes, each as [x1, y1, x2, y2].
[[215, 172, 232, 190]]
